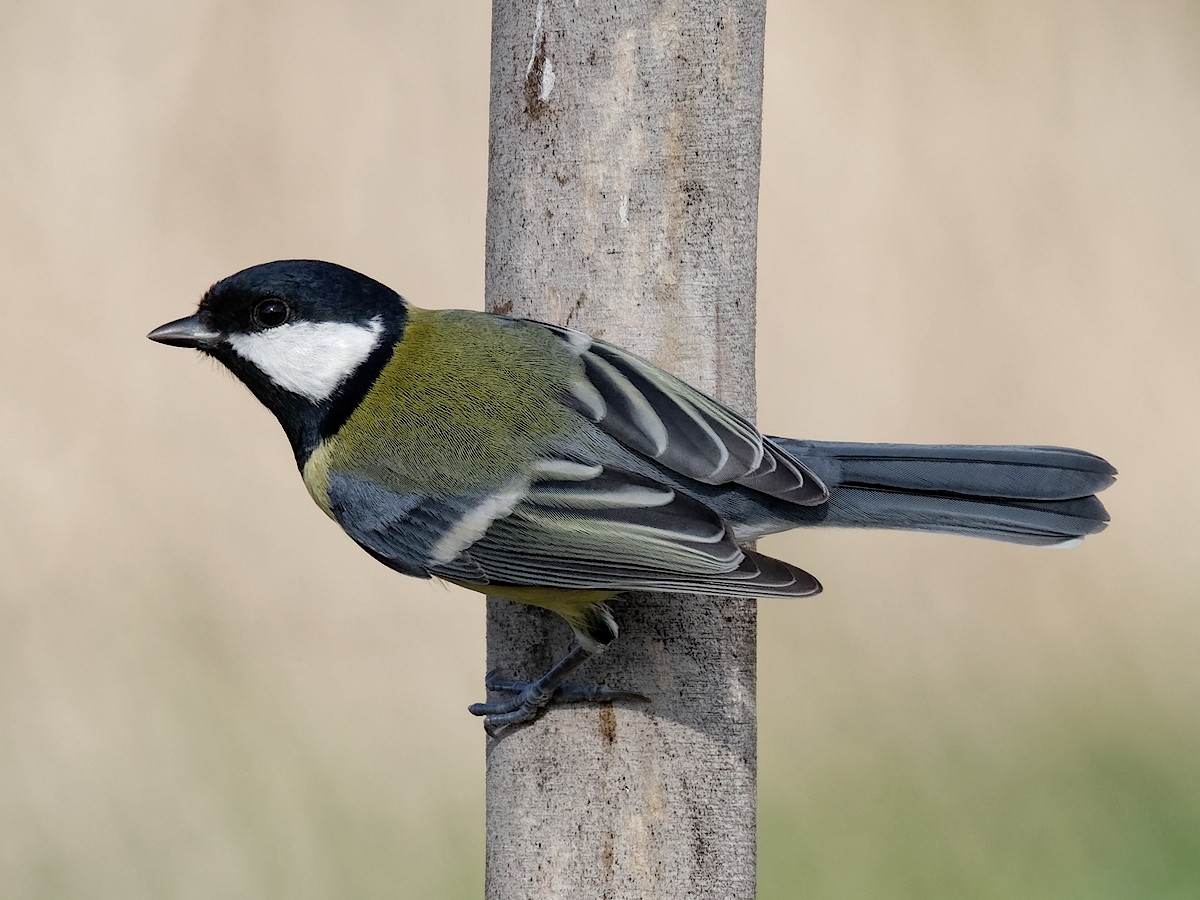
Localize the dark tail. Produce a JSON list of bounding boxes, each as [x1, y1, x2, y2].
[[770, 439, 1116, 547]]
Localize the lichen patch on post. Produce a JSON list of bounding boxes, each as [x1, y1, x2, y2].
[[524, 0, 552, 119], [599, 705, 618, 743]]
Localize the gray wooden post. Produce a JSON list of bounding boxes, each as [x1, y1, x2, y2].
[[483, 2, 766, 896]]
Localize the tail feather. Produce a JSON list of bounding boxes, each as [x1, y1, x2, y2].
[[770, 438, 1115, 547]]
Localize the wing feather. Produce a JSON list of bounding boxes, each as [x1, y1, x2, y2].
[[327, 463, 818, 598], [579, 353, 670, 457], [546, 323, 828, 505]]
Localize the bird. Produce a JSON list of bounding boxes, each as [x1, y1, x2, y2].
[[148, 259, 1116, 734]]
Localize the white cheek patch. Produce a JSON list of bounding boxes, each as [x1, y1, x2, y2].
[[228, 317, 383, 402]]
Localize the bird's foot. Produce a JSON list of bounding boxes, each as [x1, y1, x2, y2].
[[469, 670, 647, 737]]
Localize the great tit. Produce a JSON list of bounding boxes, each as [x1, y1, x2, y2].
[[149, 259, 1115, 732]]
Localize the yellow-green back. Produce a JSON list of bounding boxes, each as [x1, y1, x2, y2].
[[305, 307, 580, 503]]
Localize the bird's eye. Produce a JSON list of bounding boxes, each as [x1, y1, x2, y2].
[[253, 299, 289, 328]]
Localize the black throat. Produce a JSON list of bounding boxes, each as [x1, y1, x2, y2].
[[206, 306, 406, 469]]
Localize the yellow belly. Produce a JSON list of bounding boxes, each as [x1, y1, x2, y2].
[[445, 579, 618, 631]]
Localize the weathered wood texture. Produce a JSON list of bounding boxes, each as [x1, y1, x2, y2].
[[483, 1, 766, 897]]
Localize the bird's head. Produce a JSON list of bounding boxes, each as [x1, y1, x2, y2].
[[148, 259, 407, 462]]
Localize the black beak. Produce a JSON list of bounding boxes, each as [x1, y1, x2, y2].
[[147, 314, 222, 349]]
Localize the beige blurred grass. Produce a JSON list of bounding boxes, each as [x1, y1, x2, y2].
[[0, 1, 1196, 898]]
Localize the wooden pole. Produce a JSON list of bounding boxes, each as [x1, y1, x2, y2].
[[483, 2, 766, 896]]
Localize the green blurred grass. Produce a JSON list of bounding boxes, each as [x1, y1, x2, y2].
[[759, 629, 1200, 900], [755, 529, 1200, 900], [760, 732, 1200, 900]]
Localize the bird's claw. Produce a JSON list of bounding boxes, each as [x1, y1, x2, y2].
[[469, 669, 648, 736]]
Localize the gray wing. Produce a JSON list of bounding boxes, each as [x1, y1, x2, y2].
[[326, 463, 819, 598], [324, 471, 485, 578], [540, 324, 828, 506]]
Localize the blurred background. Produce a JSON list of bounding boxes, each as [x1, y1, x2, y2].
[[0, 0, 1196, 897]]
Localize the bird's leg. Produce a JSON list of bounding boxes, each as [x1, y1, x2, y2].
[[468, 644, 647, 736]]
